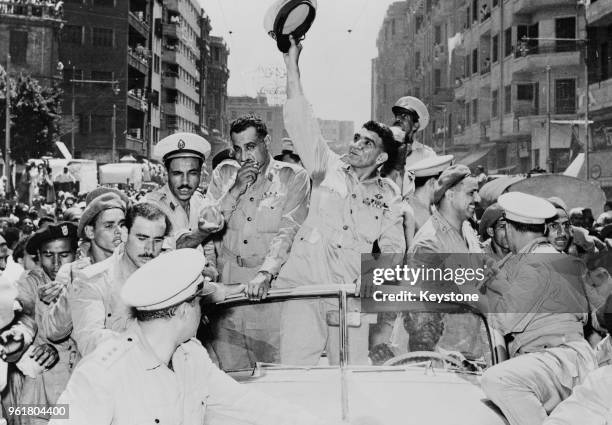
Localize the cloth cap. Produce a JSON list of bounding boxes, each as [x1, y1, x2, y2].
[[408, 155, 454, 178], [392, 96, 430, 132], [596, 211, 612, 227], [153, 133, 211, 163], [85, 187, 130, 206], [0, 277, 18, 329], [264, 0, 317, 53], [478, 203, 505, 239], [121, 249, 217, 311], [78, 193, 127, 238], [433, 164, 472, 204], [26, 222, 78, 255], [498, 192, 556, 225]]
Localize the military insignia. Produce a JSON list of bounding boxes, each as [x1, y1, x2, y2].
[[177, 139, 186, 149], [61, 225, 68, 236], [169, 202, 176, 211], [267, 174, 273, 182]]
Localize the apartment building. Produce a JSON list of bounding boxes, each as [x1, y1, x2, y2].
[[586, 0, 612, 196], [453, 0, 588, 173], [206, 36, 230, 138]]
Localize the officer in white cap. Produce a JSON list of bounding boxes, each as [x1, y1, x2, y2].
[[497, 192, 558, 254], [146, 132, 224, 250], [52, 249, 326, 425], [391, 96, 436, 171], [406, 154, 454, 234], [481, 192, 596, 425]]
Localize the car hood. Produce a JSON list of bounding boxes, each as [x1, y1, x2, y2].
[[206, 366, 508, 425]]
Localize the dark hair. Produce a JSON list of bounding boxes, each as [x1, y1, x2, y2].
[[12, 236, 29, 262], [506, 218, 545, 235], [124, 202, 171, 237], [229, 114, 268, 139], [363, 121, 398, 175], [134, 296, 198, 322], [4, 227, 20, 249], [414, 174, 440, 189]]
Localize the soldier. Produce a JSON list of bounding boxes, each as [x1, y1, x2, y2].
[[278, 37, 405, 365], [69, 203, 169, 356], [204, 114, 310, 369], [145, 133, 224, 249], [15, 223, 80, 423], [481, 192, 596, 425], [405, 154, 454, 235], [410, 164, 482, 254], [479, 203, 510, 261], [51, 249, 327, 425]]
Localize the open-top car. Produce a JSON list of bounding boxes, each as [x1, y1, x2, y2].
[[199, 284, 509, 425]]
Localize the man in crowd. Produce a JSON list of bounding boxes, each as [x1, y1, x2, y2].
[[546, 197, 572, 253], [145, 133, 224, 250], [51, 249, 328, 425], [405, 155, 454, 234], [15, 223, 80, 421], [69, 202, 168, 356], [479, 203, 510, 261], [481, 192, 596, 425], [204, 114, 310, 369], [410, 164, 481, 254], [277, 36, 405, 365], [391, 95, 434, 171]]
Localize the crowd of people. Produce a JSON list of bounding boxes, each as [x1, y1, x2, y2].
[[0, 36, 608, 425]]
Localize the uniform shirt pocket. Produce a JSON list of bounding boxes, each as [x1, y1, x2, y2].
[[255, 194, 284, 233]]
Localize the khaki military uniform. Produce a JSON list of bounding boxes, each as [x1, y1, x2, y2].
[[278, 95, 405, 365], [407, 196, 431, 235], [16, 269, 80, 424], [69, 247, 137, 356], [145, 183, 207, 240], [50, 323, 324, 425], [203, 157, 310, 369]]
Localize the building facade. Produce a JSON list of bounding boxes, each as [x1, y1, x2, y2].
[[206, 36, 230, 138], [0, 2, 64, 87], [373, 0, 589, 175], [586, 0, 612, 197]]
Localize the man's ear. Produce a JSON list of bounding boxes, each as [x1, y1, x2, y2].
[[84, 224, 95, 241], [376, 152, 388, 166], [486, 227, 494, 238]]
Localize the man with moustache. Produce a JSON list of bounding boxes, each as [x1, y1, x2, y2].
[[69, 203, 169, 356], [15, 223, 80, 422], [145, 133, 224, 250], [479, 203, 511, 261], [204, 114, 310, 369], [278, 37, 405, 365], [546, 197, 572, 253]]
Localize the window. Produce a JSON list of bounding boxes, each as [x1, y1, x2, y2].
[[434, 69, 441, 91], [492, 34, 499, 62], [492, 89, 499, 118], [266, 111, 272, 121], [555, 79, 576, 114], [465, 102, 470, 125], [555, 17, 576, 52], [492, 0, 498, 6], [154, 54, 160, 74], [465, 53, 471, 76], [92, 115, 111, 133], [415, 51, 421, 68], [64, 68, 83, 85], [504, 85, 511, 113], [472, 99, 478, 124], [92, 28, 113, 47], [94, 0, 114, 7], [472, 48, 478, 74], [63, 25, 83, 44], [9, 31, 28, 65], [151, 90, 159, 107], [434, 26, 442, 44], [504, 27, 512, 57], [516, 84, 534, 101], [472, 0, 478, 22], [91, 71, 112, 87]]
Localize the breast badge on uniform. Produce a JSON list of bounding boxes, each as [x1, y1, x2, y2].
[[363, 197, 389, 211]]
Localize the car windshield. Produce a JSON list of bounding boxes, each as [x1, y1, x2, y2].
[[200, 291, 493, 373]]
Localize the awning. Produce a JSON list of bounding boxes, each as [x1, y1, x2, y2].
[[563, 153, 585, 178], [456, 148, 492, 167]]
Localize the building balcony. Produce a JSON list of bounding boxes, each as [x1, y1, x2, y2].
[[586, 0, 612, 26], [590, 77, 612, 114], [512, 41, 582, 73], [512, 0, 576, 15], [162, 102, 199, 125], [128, 11, 149, 39], [162, 50, 199, 79], [128, 49, 149, 75], [127, 92, 148, 113], [433, 88, 454, 104], [125, 134, 145, 152], [162, 73, 199, 102], [163, 22, 180, 40], [0, 1, 64, 22]]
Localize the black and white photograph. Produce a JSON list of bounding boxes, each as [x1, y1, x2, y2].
[[0, 0, 611, 423]]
